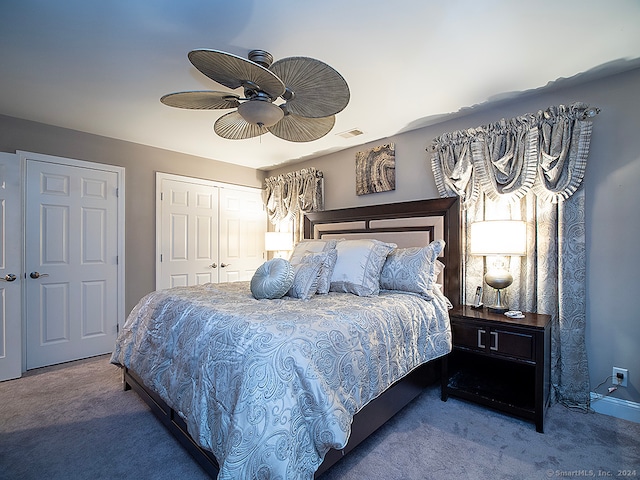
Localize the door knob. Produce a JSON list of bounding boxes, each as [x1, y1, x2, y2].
[[220, 263, 230, 268], [209, 263, 217, 268], [30, 272, 50, 279], [1, 273, 17, 282]]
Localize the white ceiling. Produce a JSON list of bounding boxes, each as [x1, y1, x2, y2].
[[1, 1, 639, 170]]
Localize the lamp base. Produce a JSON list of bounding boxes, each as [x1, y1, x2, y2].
[[487, 305, 509, 314], [486, 288, 509, 313], [484, 266, 512, 314]]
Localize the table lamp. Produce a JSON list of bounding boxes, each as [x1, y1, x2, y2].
[[265, 231, 293, 259], [470, 220, 526, 313]]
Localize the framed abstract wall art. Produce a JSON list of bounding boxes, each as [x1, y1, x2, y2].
[[355, 143, 396, 195]]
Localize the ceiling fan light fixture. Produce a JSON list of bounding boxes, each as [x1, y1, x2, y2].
[[238, 100, 284, 127]]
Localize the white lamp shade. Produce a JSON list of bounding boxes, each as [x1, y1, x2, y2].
[[470, 220, 527, 256], [265, 231, 293, 252]]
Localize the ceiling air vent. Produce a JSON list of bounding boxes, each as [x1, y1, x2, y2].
[[337, 128, 364, 139]]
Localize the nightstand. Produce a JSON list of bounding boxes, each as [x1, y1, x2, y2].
[[441, 305, 551, 433]]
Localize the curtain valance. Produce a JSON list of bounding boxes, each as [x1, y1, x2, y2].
[[263, 167, 324, 225], [430, 103, 599, 207]]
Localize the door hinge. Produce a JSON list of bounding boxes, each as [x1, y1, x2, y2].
[[160, 191, 164, 201], [116, 187, 119, 197], [160, 253, 163, 262]]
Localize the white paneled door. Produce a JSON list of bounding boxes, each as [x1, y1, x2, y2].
[[25, 159, 120, 370], [0, 153, 22, 381]]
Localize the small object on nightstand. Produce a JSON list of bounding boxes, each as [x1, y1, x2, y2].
[[504, 310, 525, 319], [471, 285, 483, 309]]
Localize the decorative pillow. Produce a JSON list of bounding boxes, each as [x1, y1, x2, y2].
[[286, 252, 327, 300], [316, 248, 337, 294], [434, 259, 445, 278], [289, 239, 338, 295], [379, 239, 445, 299], [289, 239, 337, 261], [330, 239, 396, 296], [250, 258, 295, 299]]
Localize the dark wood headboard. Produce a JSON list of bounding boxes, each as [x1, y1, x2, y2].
[[304, 197, 461, 306]]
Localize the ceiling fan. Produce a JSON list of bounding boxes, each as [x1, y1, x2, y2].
[[161, 49, 350, 142]]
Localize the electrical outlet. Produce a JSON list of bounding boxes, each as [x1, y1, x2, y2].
[[612, 367, 628, 387]]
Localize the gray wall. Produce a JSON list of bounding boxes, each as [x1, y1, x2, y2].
[[268, 67, 640, 404], [0, 115, 266, 314]]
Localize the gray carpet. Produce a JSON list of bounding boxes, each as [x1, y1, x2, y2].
[[1, 355, 638, 480]]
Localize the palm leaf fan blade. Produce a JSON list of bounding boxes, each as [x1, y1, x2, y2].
[[188, 49, 285, 100], [270, 57, 350, 118], [214, 111, 267, 140], [160, 91, 240, 110], [268, 114, 335, 142]]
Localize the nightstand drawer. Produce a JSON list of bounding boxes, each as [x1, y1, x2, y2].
[[493, 328, 534, 361], [452, 322, 534, 361], [451, 322, 485, 351]]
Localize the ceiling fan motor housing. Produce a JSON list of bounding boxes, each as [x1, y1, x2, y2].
[[248, 50, 274, 68]]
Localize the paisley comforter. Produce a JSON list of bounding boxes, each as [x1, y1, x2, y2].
[[111, 281, 452, 479]]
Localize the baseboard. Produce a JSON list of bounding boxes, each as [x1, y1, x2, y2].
[[590, 392, 640, 423]]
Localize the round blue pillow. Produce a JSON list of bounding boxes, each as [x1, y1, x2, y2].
[[250, 258, 295, 299]]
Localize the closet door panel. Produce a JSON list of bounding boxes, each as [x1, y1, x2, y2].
[[218, 187, 266, 283], [158, 177, 219, 289]]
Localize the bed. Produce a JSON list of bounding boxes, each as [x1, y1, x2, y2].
[[112, 197, 460, 479]]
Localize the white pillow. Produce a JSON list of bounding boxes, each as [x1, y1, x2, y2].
[[330, 239, 396, 296], [289, 239, 338, 295], [286, 252, 327, 300], [379, 239, 445, 299]]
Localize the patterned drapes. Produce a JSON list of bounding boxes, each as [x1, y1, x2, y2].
[[430, 102, 598, 410], [263, 167, 324, 242]]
